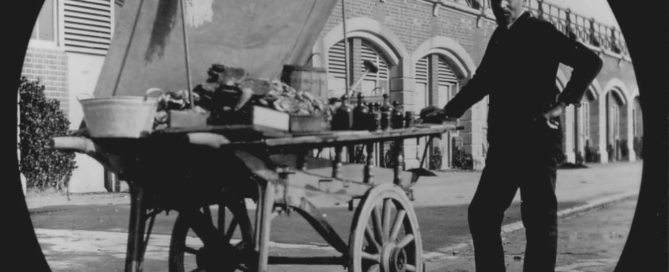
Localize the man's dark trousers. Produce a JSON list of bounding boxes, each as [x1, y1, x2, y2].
[[468, 125, 561, 272]]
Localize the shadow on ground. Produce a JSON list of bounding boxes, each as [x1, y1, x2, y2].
[[30, 201, 587, 252]]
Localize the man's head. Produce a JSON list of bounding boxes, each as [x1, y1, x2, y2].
[[491, 0, 525, 27]]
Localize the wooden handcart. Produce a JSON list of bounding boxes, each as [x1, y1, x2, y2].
[[51, 123, 457, 272]]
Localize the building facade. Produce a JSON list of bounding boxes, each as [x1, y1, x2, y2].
[[22, 0, 639, 192]]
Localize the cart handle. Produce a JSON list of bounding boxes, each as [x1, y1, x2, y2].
[[50, 136, 97, 154], [187, 132, 231, 148]]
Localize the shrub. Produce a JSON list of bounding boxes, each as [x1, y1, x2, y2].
[[19, 76, 77, 191], [619, 139, 629, 161], [451, 138, 473, 170], [429, 146, 442, 170], [585, 143, 600, 163]]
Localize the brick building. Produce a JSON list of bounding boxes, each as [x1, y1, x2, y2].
[[22, 0, 640, 193]]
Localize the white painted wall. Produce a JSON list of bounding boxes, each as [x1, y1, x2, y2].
[[67, 53, 107, 193]]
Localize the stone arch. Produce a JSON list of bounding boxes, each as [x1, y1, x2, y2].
[[557, 70, 599, 163], [602, 78, 629, 105], [411, 36, 477, 80], [601, 78, 632, 162], [409, 37, 486, 168], [410, 37, 478, 169], [317, 17, 409, 76]]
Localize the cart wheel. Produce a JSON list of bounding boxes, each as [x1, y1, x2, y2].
[[349, 183, 423, 272], [169, 197, 254, 272]]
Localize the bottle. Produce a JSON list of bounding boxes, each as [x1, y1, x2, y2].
[[404, 111, 415, 128], [391, 101, 404, 129], [352, 92, 369, 130], [333, 94, 354, 130], [380, 93, 394, 130], [368, 102, 381, 131]]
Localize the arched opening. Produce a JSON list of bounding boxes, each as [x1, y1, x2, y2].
[[632, 96, 643, 159], [326, 36, 399, 166], [581, 90, 597, 162], [606, 89, 626, 161], [327, 38, 396, 100], [414, 53, 465, 170], [560, 84, 598, 164]]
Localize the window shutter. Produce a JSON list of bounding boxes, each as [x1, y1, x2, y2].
[[415, 57, 428, 84], [437, 57, 458, 85], [328, 41, 346, 79], [361, 43, 389, 83], [60, 0, 114, 55]]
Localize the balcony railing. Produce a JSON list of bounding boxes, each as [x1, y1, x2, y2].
[[525, 0, 628, 57], [424, 0, 629, 58]]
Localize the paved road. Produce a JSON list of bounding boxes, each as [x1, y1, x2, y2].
[[426, 196, 637, 272], [28, 161, 642, 271]]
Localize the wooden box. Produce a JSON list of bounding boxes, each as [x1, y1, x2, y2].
[[281, 65, 328, 101], [167, 110, 209, 128], [289, 114, 329, 133], [248, 106, 290, 131]]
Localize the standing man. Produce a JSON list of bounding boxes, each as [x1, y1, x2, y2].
[[422, 0, 602, 271]]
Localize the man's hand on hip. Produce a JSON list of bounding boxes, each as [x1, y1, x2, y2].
[[541, 102, 566, 129]]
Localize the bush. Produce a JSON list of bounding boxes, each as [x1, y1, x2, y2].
[[429, 146, 442, 170], [19, 76, 76, 191], [585, 142, 600, 163], [451, 138, 473, 170], [619, 139, 629, 161]]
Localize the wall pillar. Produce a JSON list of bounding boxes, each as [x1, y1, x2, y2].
[[626, 101, 636, 161], [390, 76, 420, 168], [564, 104, 576, 163], [461, 99, 486, 170], [598, 94, 609, 163], [67, 53, 107, 192]]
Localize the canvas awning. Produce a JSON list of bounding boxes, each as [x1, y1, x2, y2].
[[94, 0, 337, 98]]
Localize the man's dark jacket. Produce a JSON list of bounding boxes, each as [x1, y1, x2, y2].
[[444, 12, 603, 149]]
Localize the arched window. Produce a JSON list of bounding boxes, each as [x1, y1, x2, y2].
[[414, 54, 459, 111], [327, 39, 391, 98], [327, 41, 348, 98], [360, 43, 389, 96], [414, 56, 429, 110], [437, 57, 458, 106], [582, 98, 590, 139], [415, 54, 461, 169], [633, 97, 642, 138]]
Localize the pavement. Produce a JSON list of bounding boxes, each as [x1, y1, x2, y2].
[[26, 160, 643, 271]]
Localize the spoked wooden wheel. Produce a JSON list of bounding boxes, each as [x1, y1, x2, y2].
[[349, 183, 423, 272], [169, 197, 254, 272]]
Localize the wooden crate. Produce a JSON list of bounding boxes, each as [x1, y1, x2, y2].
[[290, 114, 329, 133]]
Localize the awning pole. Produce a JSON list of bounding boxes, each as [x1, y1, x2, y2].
[[342, 0, 351, 98], [180, 0, 194, 108]]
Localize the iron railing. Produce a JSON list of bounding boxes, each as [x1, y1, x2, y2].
[[427, 0, 628, 57]]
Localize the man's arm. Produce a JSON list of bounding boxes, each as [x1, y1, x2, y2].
[[539, 23, 602, 125], [441, 30, 501, 118], [551, 25, 603, 107]]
